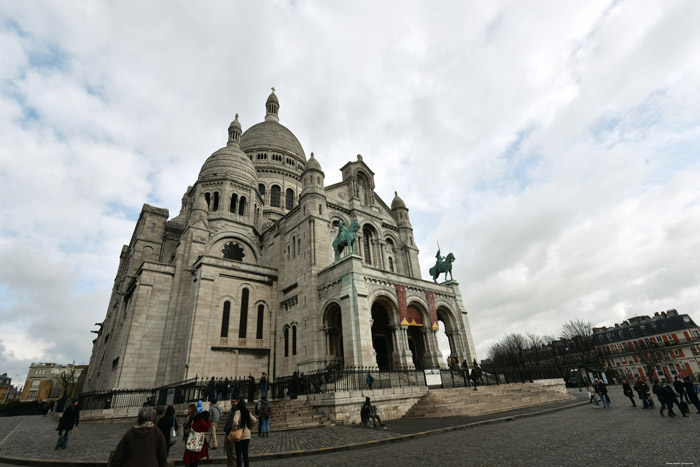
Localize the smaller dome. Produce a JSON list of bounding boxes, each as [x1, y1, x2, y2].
[[199, 115, 257, 185], [303, 152, 323, 173], [391, 191, 407, 210]]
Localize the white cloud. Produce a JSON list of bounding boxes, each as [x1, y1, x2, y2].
[[1, 0, 700, 375]]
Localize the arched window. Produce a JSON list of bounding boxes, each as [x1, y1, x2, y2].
[[284, 326, 289, 357], [221, 301, 230, 338], [239, 288, 249, 338], [230, 194, 238, 213], [285, 188, 295, 210], [258, 184, 266, 203], [363, 230, 372, 265], [271, 185, 281, 207], [239, 196, 246, 216], [292, 325, 297, 355], [256, 304, 264, 339], [388, 257, 394, 273], [212, 192, 219, 211], [205, 192, 211, 210], [292, 236, 296, 257]]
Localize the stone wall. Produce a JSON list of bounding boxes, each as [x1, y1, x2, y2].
[[532, 378, 567, 394], [305, 386, 428, 424]]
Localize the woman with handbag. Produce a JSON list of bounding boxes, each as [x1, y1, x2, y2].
[[229, 399, 257, 467], [183, 403, 210, 467], [156, 405, 178, 456]]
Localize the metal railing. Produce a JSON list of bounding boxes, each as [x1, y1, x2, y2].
[[79, 365, 565, 411]]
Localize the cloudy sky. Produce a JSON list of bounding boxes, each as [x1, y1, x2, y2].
[[1, 1, 699, 385]]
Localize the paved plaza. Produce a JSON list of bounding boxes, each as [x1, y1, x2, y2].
[[0, 390, 698, 466]]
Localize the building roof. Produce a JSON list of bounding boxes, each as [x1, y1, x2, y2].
[[240, 121, 306, 161], [593, 310, 697, 344]]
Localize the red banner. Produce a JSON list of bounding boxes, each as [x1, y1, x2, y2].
[[426, 290, 438, 330], [397, 284, 408, 326]]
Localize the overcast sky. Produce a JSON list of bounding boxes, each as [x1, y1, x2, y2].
[[1, 1, 699, 386]]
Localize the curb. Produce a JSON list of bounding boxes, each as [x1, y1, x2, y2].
[[0, 401, 588, 466]]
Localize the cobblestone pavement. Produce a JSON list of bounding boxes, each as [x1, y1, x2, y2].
[[255, 401, 700, 467], [5, 389, 695, 466]]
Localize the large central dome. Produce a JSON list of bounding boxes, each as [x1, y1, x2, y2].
[[240, 90, 306, 163]]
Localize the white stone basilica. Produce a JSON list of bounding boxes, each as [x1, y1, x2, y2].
[[84, 91, 477, 391]]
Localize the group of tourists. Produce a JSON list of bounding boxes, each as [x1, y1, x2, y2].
[[587, 375, 700, 418], [104, 395, 270, 467], [206, 373, 269, 406]]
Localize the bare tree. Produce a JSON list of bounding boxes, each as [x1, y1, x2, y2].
[[560, 319, 593, 340], [59, 367, 76, 398]]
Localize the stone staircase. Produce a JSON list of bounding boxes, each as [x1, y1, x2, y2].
[[404, 383, 575, 419], [219, 398, 332, 431]]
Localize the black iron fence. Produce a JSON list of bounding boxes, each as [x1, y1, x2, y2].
[[79, 366, 566, 411]]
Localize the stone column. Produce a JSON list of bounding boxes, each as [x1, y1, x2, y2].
[[337, 255, 374, 367], [421, 327, 444, 369], [389, 324, 413, 368]]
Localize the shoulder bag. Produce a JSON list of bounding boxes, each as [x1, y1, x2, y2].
[[186, 429, 205, 452]]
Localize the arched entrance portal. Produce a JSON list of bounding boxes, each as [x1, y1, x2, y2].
[[405, 304, 428, 369], [324, 304, 344, 366], [371, 301, 394, 370], [437, 307, 460, 366]]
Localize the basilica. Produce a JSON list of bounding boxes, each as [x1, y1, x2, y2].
[[83, 91, 477, 391]]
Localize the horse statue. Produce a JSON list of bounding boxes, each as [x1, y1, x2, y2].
[[429, 251, 455, 282], [332, 219, 361, 261]]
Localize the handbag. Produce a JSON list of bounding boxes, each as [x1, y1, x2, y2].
[[169, 418, 177, 446], [185, 430, 205, 452], [228, 427, 243, 443]]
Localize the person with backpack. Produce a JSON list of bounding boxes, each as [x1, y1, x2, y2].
[[470, 364, 481, 391], [259, 397, 272, 437], [259, 372, 268, 400]]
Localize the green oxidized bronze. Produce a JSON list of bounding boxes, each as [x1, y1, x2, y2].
[[429, 248, 455, 282], [332, 219, 361, 261]]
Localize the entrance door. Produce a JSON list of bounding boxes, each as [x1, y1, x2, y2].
[[407, 326, 425, 369], [371, 303, 393, 370]]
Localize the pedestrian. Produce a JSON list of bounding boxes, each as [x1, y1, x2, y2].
[[259, 397, 271, 437], [231, 399, 257, 467], [634, 378, 650, 409], [290, 371, 300, 399], [683, 376, 700, 413], [110, 406, 167, 467], [156, 404, 178, 456], [654, 380, 677, 417], [208, 399, 222, 450], [586, 382, 599, 408], [223, 396, 239, 467], [183, 401, 210, 467], [216, 378, 225, 401], [183, 404, 196, 442], [661, 380, 688, 417], [673, 376, 689, 404], [223, 377, 230, 400], [247, 375, 256, 403], [207, 377, 216, 402], [470, 364, 481, 391], [55, 399, 80, 450], [621, 380, 636, 407], [595, 380, 610, 408], [259, 372, 268, 400], [366, 372, 374, 390]]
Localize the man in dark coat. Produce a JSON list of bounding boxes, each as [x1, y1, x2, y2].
[[111, 406, 167, 467], [621, 380, 636, 407], [595, 380, 610, 408], [662, 381, 685, 416], [673, 376, 689, 403], [683, 376, 700, 413], [634, 378, 651, 408], [56, 399, 80, 449]]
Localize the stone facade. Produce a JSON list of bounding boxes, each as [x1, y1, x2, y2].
[[84, 91, 477, 392]]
